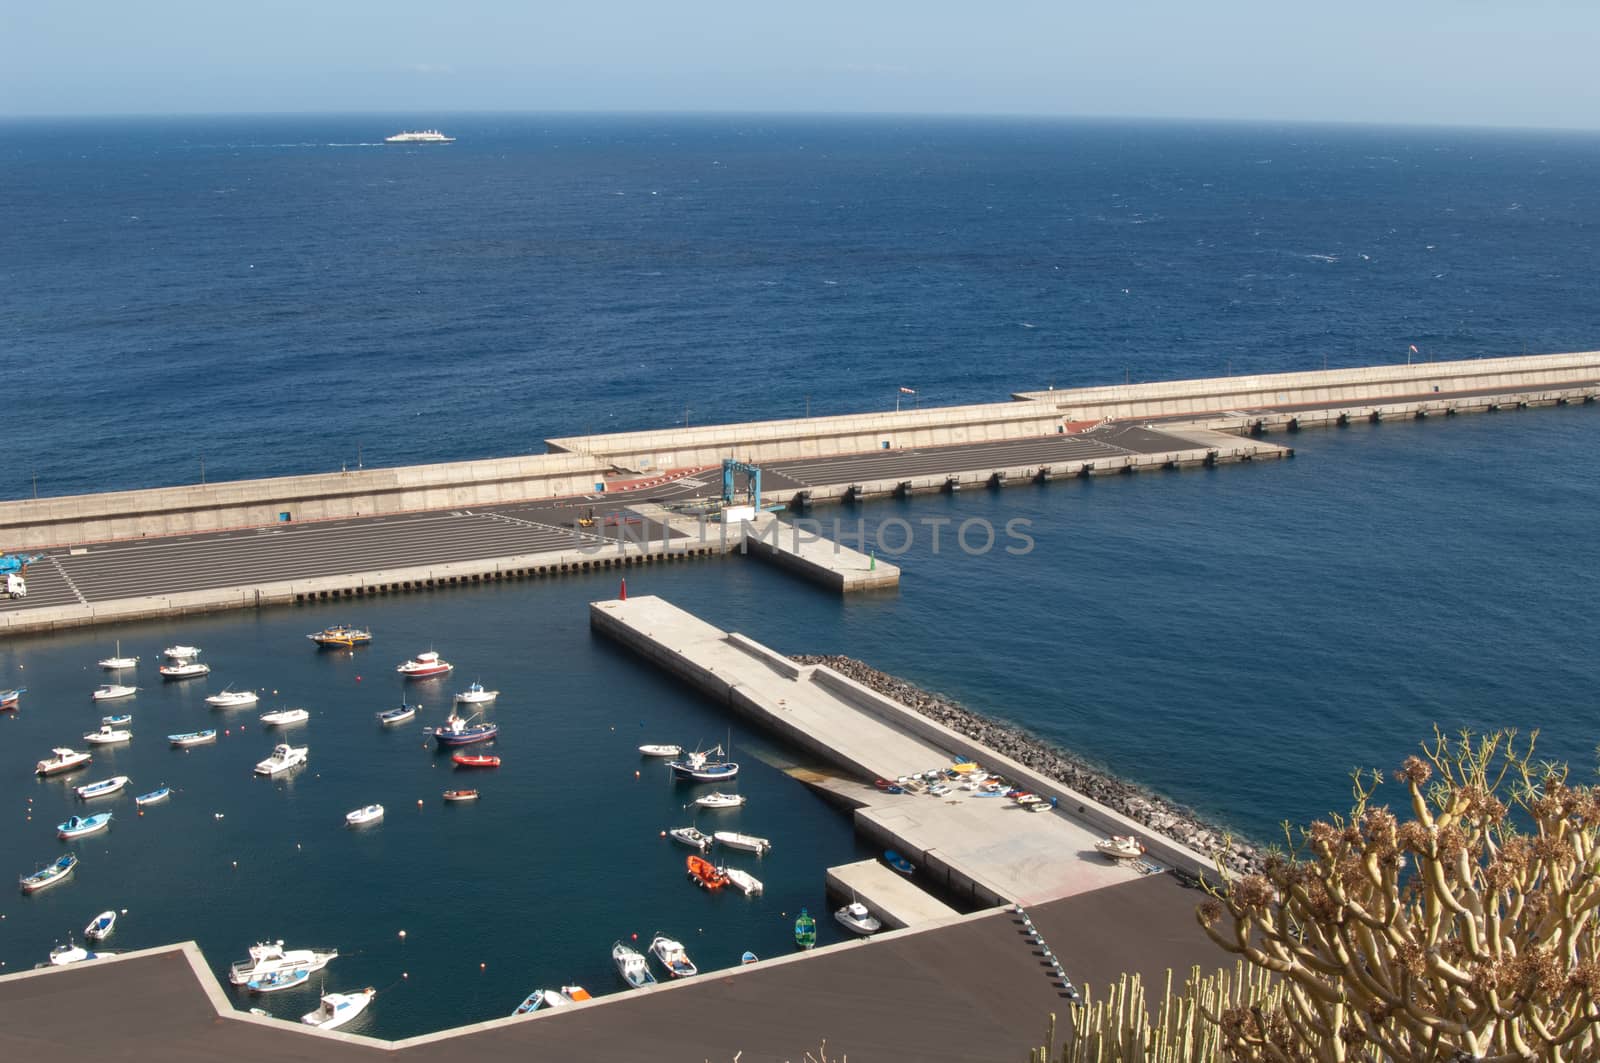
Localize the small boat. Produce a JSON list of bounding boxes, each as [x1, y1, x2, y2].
[[1095, 835, 1147, 861], [228, 940, 338, 986], [794, 909, 817, 950], [376, 702, 418, 726], [159, 661, 210, 680], [885, 850, 915, 875], [638, 743, 683, 757], [169, 729, 217, 747], [741, 951, 759, 965], [345, 804, 384, 827], [515, 988, 569, 1015], [648, 934, 698, 978], [99, 642, 139, 669], [442, 789, 479, 802], [85, 910, 117, 941], [667, 746, 740, 782], [163, 645, 201, 659], [397, 651, 453, 679], [432, 711, 497, 748], [248, 968, 311, 994], [255, 744, 309, 776], [873, 778, 906, 794], [669, 826, 712, 852], [75, 775, 130, 799], [0, 687, 24, 710], [135, 787, 171, 806], [83, 725, 132, 745], [685, 854, 729, 890], [560, 985, 592, 1003], [722, 866, 764, 896], [57, 813, 113, 839], [206, 689, 258, 708], [452, 752, 500, 768], [302, 987, 375, 1030], [259, 708, 310, 726], [47, 942, 114, 965], [835, 901, 881, 936], [92, 685, 137, 702], [101, 713, 134, 725], [695, 791, 746, 809], [37, 748, 93, 775], [20, 854, 78, 893], [454, 681, 498, 705], [307, 625, 372, 649], [611, 940, 657, 989], [713, 831, 771, 855]]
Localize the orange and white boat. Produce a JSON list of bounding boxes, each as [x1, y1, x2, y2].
[[452, 753, 500, 768], [685, 855, 729, 891]]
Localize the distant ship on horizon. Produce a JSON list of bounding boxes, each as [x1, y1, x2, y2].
[[385, 129, 455, 143]]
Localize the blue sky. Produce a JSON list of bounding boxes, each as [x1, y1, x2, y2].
[[5, 1, 1600, 127]]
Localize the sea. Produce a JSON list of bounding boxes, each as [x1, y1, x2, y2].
[[2, 114, 1599, 1038]]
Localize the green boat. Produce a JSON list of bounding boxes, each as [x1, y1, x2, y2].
[[794, 908, 817, 950]]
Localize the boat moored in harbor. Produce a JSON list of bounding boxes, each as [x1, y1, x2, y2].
[[307, 625, 371, 648], [163, 645, 201, 659], [101, 713, 133, 726], [135, 787, 170, 806], [451, 752, 500, 768], [98, 642, 138, 670], [722, 866, 764, 896], [75, 776, 130, 799], [206, 689, 257, 708], [255, 744, 309, 776], [376, 702, 418, 726], [57, 813, 112, 840], [669, 826, 712, 852], [667, 746, 740, 782], [794, 909, 817, 950], [83, 724, 132, 745], [885, 850, 915, 876], [611, 941, 657, 989], [397, 651, 453, 679], [638, 743, 683, 757], [713, 831, 771, 855], [345, 804, 384, 827], [432, 711, 497, 748], [228, 940, 338, 986], [442, 789, 479, 802], [454, 681, 498, 705], [648, 934, 698, 978], [169, 729, 217, 747], [695, 791, 745, 809], [1, 687, 24, 710], [248, 968, 310, 994], [36, 748, 92, 775], [515, 988, 569, 1015], [835, 901, 882, 936], [685, 854, 729, 890], [302, 987, 375, 1029], [21, 854, 78, 893], [92, 685, 137, 702], [47, 941, 114, 965], [385, 129, 455, 143], [85, 911, 117, 941], [259, 708, 310, 727], [159, 660, 210, 680]]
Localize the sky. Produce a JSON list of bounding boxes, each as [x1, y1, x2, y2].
[[5, 1, 1600, 128]]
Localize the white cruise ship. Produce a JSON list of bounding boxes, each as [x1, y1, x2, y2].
[[385, 129, 454, 143]]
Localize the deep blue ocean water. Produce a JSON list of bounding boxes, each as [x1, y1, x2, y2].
[[3, 115, 1599, 1038]]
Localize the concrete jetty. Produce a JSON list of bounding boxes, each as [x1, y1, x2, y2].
[[826, 859, 960, 929], [739, 511, 900, 591]]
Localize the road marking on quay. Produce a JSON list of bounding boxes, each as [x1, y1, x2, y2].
[[48, 556, 88, 605]]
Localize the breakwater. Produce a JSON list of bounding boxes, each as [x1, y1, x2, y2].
[[793, 654, 1264, 877]]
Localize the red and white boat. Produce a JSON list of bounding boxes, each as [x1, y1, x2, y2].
[[397, 651, 453, 679], [452, 753, 500, 768]]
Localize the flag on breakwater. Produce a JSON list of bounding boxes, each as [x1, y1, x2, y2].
[[899, 387, 916, 394], [1409, 345, 1419, 354]]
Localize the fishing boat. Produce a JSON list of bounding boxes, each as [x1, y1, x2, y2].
[[163, 645, 201, 659], [0, 687, 24, 710], [345, 804, 384, 827], [83, 724, 132, 745], [560, 985, 592, 1002], [99, 642, 139, 669], [85, 911, 117, 941], [835, 901, 882, 936], [36, 748, 92, 775], [685, 854, 728, 890], [259, 707, 310, 726], [1095, 835, 1147, 861], [451, 752, 500, 768], [302, 987, 375, 1030], [57, 813, 112, 840], [884, 850, 915, 876], [376, 702, 417, 726], [169, 729, 217, 747], [135, 787, 171, 806], [442, 789, 479, 802], [667, 745, 740, 782], [741, 951, 759, 965], [248, 968, 311, 994], [515, 988, 569, 1015], [794, 909, 817, 950], [669, 826, 712, 852], [206, 689, 258, 708], [228, 940, 338, 986], [307, 624, 372, 649], [101, 713, 133, 725], [432, 711, 497, 748], [611, 941, 657, 989], [20, 854, 78, 893], [159, 660, 210, 680], [638, 743, 683, 757], [47, 942, 114, 965], [454, 681, 498, 705], [396, 651, 453, 679], [254, 744, 309, 776], [92, 685, 137, 702], [712, 831, 771, 855], [648, 934, 698, 978], [722, 866, 764, 896], [695, 791, 746, 809], [75, 775, 130, 799]]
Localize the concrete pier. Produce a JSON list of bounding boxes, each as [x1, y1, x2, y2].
[[739, 511, 900, 592], [825, 859, 960, 929]]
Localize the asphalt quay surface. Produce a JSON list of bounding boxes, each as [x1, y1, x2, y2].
[[761, 431, 1139, 489]]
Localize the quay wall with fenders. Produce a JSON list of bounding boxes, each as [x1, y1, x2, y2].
[[0, 452, 611, 551]]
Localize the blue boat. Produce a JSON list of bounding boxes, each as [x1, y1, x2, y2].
[[0, 687, 24, 710], [432, 711, 497, 748], [667, 746, 740, 781], [135, 787, 170, 806], [741, 951, 759, 965], [20, 853, 78, 893], [884, 850, 915, 876], [247, 967, 310, 994], [57, 813, 113, 840], [101, 714, 133, 726]]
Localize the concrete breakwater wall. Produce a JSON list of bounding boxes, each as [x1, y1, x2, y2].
[[794, 654, 1263, 878]]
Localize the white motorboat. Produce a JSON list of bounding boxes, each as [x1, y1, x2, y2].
[[611, 940, 657, 989], [668, 826, 712, 852], [48, 942, 116, 966], [454, 681, 498, 705], [36, 748, 92, 775], [639, 743, 682, 757], [722, 866, 764, 895], [1095, 835, 1147, 861], [345, 804, 384, 827], [385, 129, 455, 143], [260, 707, 310, 726], [695, 791, 745, 809], [92, 684, 137, 702], [514, 988, 570, 1015], [835, 901, 882, 936], [302, 987, 375, 1030], [712, 831, 771, 855], [163, 645, 201, 659], [83, 724, 132, 745], [648, 934, 698, 978], [206, 689, 258, 708], [98, 642, 139, 670], [85, 910, 117, 941], [255, 744, 309, 776], [228, 940, 338, 986], [160, 661, 210, 680], [75, 775, 130, 799]]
